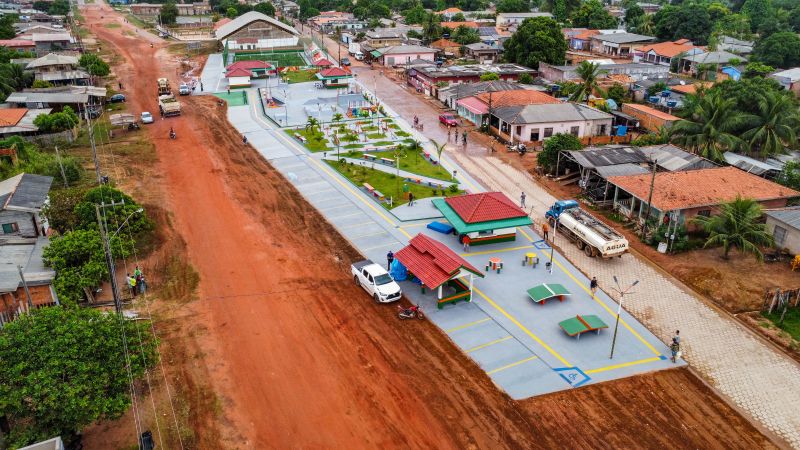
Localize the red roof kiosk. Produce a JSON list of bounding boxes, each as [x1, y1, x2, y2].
[[432, 192, 533, 246], [395, 234, 484, 308]]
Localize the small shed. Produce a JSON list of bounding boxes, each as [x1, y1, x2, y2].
[[395, 234, 484, 308], [225, 67, 252, 88], [621, 103, 680, 132], [765, 207, 800, 254], [432, 192, 532, 245]]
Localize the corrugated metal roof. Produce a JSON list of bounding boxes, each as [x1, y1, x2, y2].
[[566, 145, 646, 169], [215, 11, 299, 39], [723, 152, 782, 176], [0, 173, 52, 210], [639, 144, 717, 172], [766, 207, 800, 229], [0, 238, 55, 293], [493, 102, 612, 125], [595, 163, 649, 178]]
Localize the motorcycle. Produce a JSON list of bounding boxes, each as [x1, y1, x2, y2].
[[507, 143, 527, 155], [169, 130, 176, 139], [398, 304, 424, 320]]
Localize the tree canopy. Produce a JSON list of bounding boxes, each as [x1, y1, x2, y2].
[[692, 196, 773, 260], [254, 1, 276, 16], [0, 307, 158, 447], [496, 0, 530, 13], [451, 24, 480, 44], [78, 53, 110, 77], [570, 0, 617, 29], [160, 1, 179, 24], [538, 133, 582, 173], [752, 31, 800, 69], [653, 3, 714, 45], [33, 106, 80, 133], [502, 17, 567, 69]]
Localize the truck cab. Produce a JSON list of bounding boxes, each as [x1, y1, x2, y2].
[[351, 260, 402, 303], [546, 199, 579, 221]]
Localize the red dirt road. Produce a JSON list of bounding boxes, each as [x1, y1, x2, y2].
[[83, 3, 777, 449]]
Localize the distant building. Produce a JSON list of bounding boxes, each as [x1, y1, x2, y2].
[[770, 68, 800, 96], [27, 53, 89, 85], [435, 7, 463, 21], [539, 61, 669, 82], [131, 2, 210, 16], [463, 42, 501, 64], [215, 11, 300, 52], [590, 32, 655, 58], [496, 12, 553, 30], [717, 36, 754, 56], [437, 79, 523, 109], [0, 108, 52, 137], [430, 38, 462, 58], [765, 207, 800, 254], [489, 102, 614, 143], [0, 173, 52, 239], [633, 39, 703, 66], [621, 103, 680, 131], [0, 39, 35, 52], [408, 63, 535, 97], [456, 89, 559, 126], [30, 32, 74, 55], [679, 51, 746, 76], [377, 45, 436, 67], [566, 28, 600, 51]]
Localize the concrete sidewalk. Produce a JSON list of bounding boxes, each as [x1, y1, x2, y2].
[[360, 71, 800, 447]]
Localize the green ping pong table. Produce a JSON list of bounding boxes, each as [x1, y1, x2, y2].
[[526, 283, 571, 306], [559, 315, 609, 339]]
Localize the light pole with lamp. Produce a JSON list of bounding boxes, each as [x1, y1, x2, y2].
[[96, 202, 144, 314], [609, 276, 640, 359], [547, 216, 558, 274]]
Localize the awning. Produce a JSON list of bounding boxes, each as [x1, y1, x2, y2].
[[456, 96, 489, 115], [370, 50, 382, 58]]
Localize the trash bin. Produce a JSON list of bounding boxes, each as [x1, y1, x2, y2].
[[657, 242, 668, 253]]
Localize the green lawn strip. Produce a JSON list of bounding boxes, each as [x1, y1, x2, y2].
[[762, 308, 800, 341], [343, 143, 364, 149], [367, 133, 386, 139], [343, 149, 453, 181], [286, 128, 330, 152], [362, 125, 378, 132], [395, 131, 410, 137], [281, 69, 318, 84], [325, 161, 461, 207], [388, 124, 400, 130]]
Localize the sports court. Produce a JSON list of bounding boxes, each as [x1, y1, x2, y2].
[[232, 50, 307, 68]]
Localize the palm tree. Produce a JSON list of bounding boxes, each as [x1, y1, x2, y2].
[[405, 139, 422, 163], [741, 92, 800, 159], [305, 116, 319, 132], [569, 61, 605, 103], [430, 139, 447, 165], [632, 14, 654, 35], [332, 112, 344, 123], [692, 196, 774, 261], [670, 91, 752, 162], [0, 63, 30, 99]]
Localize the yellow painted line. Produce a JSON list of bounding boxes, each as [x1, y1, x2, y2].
[[473, 287, 571, 367], [550, 257, 662, 357], [398, 222, 429, 229], [445, 317, 490, 333], [466, 336, 513, 353], [518, 227, 534, 241], [487, 355, 539, 375], [584, 356, 663, 374], [459, 244, 534, 257]]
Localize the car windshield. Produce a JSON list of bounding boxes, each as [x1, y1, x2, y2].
[[373, 273, 393, 285]]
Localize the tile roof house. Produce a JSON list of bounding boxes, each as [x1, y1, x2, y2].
[[378, 45, 436, 66], [621, 103, 680, 132], [433, 192, 532, 245], [607, 166, 800, 225], [463, 42, 501, 63], [475, 89, 561, 108], [0, 108, 52, 137], [633, 39, 703, 66], [430, 38, 462, 57], [394, 233, 483, 308], [567, 28, 599, 51], [490, 102, 613, 143], [437, 79, 522, 109]]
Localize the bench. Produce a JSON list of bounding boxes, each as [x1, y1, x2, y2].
[[526, 283, 571, 306], [363, 154, 377, 162], [559, 315, 608, 340], [380, 157, 395, 166], [373, 190, 385, 201], [294, 133, 306, 143], [363, 183, 375, 193]]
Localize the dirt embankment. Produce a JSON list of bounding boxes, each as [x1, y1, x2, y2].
[[80, 3, 778, 448]]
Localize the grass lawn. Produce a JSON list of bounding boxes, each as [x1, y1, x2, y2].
[[362, 125, 378, 132], [343, 143, 363, 149], [288, 128, 329, 152], [762, 308, 800, 341], [326, 160, 461, 207], [235, 51, 306, 67], [347, 149, 454, 181], [281, 69, 318, 84], [367, 133, 386, 139], [395, 130, 410, 137]]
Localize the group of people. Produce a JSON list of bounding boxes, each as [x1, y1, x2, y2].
[[126, 266, 146, 297], [412, 116, 424, 131], [447, 127, 468, 146]]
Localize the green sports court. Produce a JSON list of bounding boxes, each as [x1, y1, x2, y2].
[[232, 50, 307, 68]]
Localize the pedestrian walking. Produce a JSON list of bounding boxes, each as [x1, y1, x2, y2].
[[127, 273, 137, 297], [590, 277, 598, 295], [520, 192, 526, 209], [139, 275, 147, 295], [462, 236, 470, 253], [118, 81, 123, 89], [134, 265, 143, 294], [386, 250, 394, 270], [200, 81, 204, 92], [447, 128, 451, 141], [673, 330, 680, 344], [227, 88, 230, 95], [542, 221, 550, 241], [243, 135, 248, 144], [452, 169, 457, 179], [462, 131, 467, 145], [408, 192, 414, 207], [670, 339, 681, 363]]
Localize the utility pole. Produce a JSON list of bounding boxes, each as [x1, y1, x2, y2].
[[609, 276, 639, 359], [641, 158, 657, 239], [17, 265, 33, 309], [85, 103, 102, 184], [96, 201, 126, 314], [54, 145, 69, 188]]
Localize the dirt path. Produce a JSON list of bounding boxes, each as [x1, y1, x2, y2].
[[81, 4, 777, 449]]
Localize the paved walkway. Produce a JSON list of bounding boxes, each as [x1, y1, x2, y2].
[[364, 71, 800, 447]]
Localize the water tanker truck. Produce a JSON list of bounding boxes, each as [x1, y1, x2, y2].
[[545, 200, 628, 258]]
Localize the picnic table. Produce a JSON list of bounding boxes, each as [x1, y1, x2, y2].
[[486, 257, 503, 273], [558, 315, 608, 339], [526, 283, 571, 306]]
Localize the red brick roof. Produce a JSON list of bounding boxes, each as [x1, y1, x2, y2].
[[394, 234, 483, 288], [475, 89, 561, 108], [213, 17, 231, 30], [319, 67, 350, 77], [445, 192, 526, 223], [622, 103, 680, 121], [635, 40, 699, 58], [0, 39, 34, 47], [0, 109, 27, 127], [313, 58, 333, 66], [608, 166, 800, 211], [226, 60, 272, 71], [225, 67, 252, 78]]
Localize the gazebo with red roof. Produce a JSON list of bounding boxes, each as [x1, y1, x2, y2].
[[316, 66, 353, 88], [394, 234, 484, 308], [226, 60, 274, 77], [313, 58, 333, 67], [432, 192, 533, 246]]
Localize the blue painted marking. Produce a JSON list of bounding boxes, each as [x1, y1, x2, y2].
[[553, 367, 591, 387], [533, 240, 551, 249], [659, 355, 668, 360]]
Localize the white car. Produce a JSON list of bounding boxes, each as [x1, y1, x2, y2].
[[351, 260, 402, 303], [178, 83, 190, 95], [140, 111, 154, 124]]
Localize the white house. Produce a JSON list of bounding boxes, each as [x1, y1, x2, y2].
[[215, 11, 300, 52], [496, 12, 553, 29], [489, 102, 613, 143], [765, 207, 800, 254], [378, 45, 436, 66]]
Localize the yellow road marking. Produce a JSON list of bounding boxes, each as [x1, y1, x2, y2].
[[473, 287, 571, 367], [584, 356, 664, 374], [487, 355, 539, 374], [398, 222, 430, 228], [466, 336, 513, 353], [459, 244, 534, 257], [445, 317, 490, 333]]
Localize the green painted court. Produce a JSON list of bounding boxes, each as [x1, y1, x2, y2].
[[233, 51, 306, 68], [214, 91, 249, 106]]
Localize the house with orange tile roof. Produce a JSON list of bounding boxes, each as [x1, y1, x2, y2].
[[0, 108, 53, 138], [440, 21, 479, 30], [435, 7, 463, 21], [565, 29, 599, 51], [621, 103, 680, 132], [430, 38, 462, 57], [633, 39, 704, 66], [607, 166, 800, 226]]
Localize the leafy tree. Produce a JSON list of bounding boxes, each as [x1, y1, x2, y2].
[[605, 82, 626, 105], [711, 76, 784, 115], [0, 307, 158, 447], [73, 185, 153, 236], [624, 3, 644, 28], [570, 0, 617, 29], [298, 0, 319, 20], [518, 73, 534, 84], [646, 81, 667, 97], [47, 0, 70, 15], [160, 2, 179, 24], [403, 5, 428, 24], [226, 6, 238, 18], [538, 133, 582, 173], [451, 12, 466, 22], [629, 13, 654, 35], [743, 62, 774, 78], [631, 126, 670, 146], [0, 137, 81, 183], [570, 61, 605, 102], [32, 0, 50, 12], [711, 13, 752, 40], [33, 106, 80, 133], [789, 7, 800, 32], [451, 24, 479, 45], [653, 3, 714, 45], [0, 47, 34, 64], [496, 0, 530, 13], [503, 17, 567, 68], [670, 91, 751, 162], [756, 15, 789, 38], [692, 196, 774, 260], [480, 72, 500, 81], [422, 12, 443, 43], [741, 91, 799, 158], [43, 186, 88, 234], [306, 116, 320, 131], [78, 53, 110, 77], [775, 160, 800, 191], [740, 0, 772, 32], [752, 31, 800, 68], [31, 80, 53, 88], [0, 63, 32, 100], [254, 1, 275, 16], [0, 14, 17, 39]]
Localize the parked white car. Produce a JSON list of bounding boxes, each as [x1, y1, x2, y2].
[[351, 259, 402, 303], [140, 111, 154, 124], [178, 83, 190, 95]]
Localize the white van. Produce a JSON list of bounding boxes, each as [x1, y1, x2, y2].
[[354, 51, 365, 61]]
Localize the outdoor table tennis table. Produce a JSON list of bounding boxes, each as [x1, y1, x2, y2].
[[526, 283, 571, 306], [559, 315, 609, 339]]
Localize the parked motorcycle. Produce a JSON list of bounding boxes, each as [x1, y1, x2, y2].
[[398, 304, 424, 320], [507, 143, 526, 155], [169, 128, 176, 139]]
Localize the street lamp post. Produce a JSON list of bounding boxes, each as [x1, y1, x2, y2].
[[548, 216, 558, 273], [609, 276, 640, 359]]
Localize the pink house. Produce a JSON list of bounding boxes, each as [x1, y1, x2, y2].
[[379, 45, 436, 67]]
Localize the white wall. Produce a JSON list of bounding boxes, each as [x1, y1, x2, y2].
[[766, 217, 800, 255], [503, 118, 613, 142]]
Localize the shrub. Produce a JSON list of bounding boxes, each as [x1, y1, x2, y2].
[[78, 53, 110, 77], [32, 106, 79, 133]]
